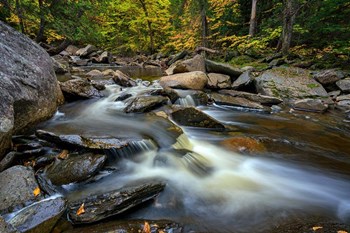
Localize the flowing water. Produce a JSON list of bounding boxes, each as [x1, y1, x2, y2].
[[40, 82, 350, 232]]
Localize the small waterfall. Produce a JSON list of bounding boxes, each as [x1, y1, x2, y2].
[[105, 139, 157, 159], [175, 95, 196, 107]]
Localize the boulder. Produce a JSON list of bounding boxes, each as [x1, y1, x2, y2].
[[73, 59, 89, 66], [328, 90, 341, 99], [0, 151, 19, 172], [160, 71, 208, 90], [67, 180, 165, 224], [207, 73, 232, 89], [219, 90, 283, 106], [336, 95, 350, 109], [76, 44, 97, 57], [59, 78, 104, 101], [7, 196, 66, 233], [95, 51, 111, 63], [0, 21, 63, 158], [171, 107, 225, 129], [255, 67, 329, 100], [65, 45, 79, 55], [0, 217, 18, 233], [221, 137, 266, 154], [115, 93, 133, 102], [292, 99, 328, 113], [205, 59, 243, 79], [45, 153, 106, 185], [113, 70, 137, 87], [171, 55, 206, 74], [35, 130, 150, 152], [269, 58, 286, 67], [124, 96, 169, 113], [167, 50, 188, 66], [210, 93, 265, 110], [101, 69, 116, 76], [231, 71, 254, 90], [51, 55, 69, 74], [0, 166, 42, 213], [336, 79, 350, 93], [313, 69, 345, 85], [86, 69, 104, 78]]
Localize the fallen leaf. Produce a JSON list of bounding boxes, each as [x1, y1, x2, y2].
[[33, 186, 40, 197], [142, 221, 151, 233], [58, 150, 69, 160], [76, 203, 85, 216], [337, 231, 348, 233], [312, 226, 323, 231]]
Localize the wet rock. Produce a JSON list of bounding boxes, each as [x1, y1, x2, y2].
[[64, 45, 79, 56], [76, 44, 97, 57], [113, 70, 137, 87], [124, 96, 169, 113], [167, 50, 188, 66], [336, 78, 350, 93], [255, 67, 329, 100], [0, 21, 63, 158], [0, 217, 18, 233], [44, 153, 106, 185], [67, 180, 165, 224], [115, 93, 133, 101], [293, 99, 328, 113], [162, 87, 180, 103], [205, 59, 243, 79], [59, 78, 104, 101], [64, 219, 182, 233], [86, 69, 103, 78], [0, 166, 41, 213], [172, 55, 206, 74], [232, 71, 254, 90], [221, 137, 266, 154], [210, 93, 265, 110], [35, 130, 146, 152], [207, 73, 232, 89], [313, 69, 345, 85], [160, 71, 208, 90], [219, 90, 283, 106], [7, 196, 66, 233], [171, 107, 225, 129], [0, 152, 19, 172]]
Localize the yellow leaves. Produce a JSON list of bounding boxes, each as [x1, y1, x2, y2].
[[142, 221, 151, 233], [33, 186, 41, 197], [76, 203, 85, 216], [58, 150, 69, 160]]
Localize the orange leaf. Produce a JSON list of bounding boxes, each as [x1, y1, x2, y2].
[[58, 150, 69, 160], [76, 203, 85, 216], [33, 186, 40, 197], [142, 221, 151, 233], [312, 226, 323, 231]]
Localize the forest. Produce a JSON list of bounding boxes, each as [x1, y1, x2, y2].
[[1, 0, 349, 65]]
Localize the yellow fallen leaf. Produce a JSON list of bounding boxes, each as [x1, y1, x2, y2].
[[312, 226, 323, 231], [33, 186, 40, 197], [338, 231, 348, 233], [76, 203, 85, 216], [58, 150, 69, 160], [142, 221, 151, 233]]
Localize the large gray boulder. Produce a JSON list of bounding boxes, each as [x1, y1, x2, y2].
[[0, 21, 63, 159], [168, 55, 206, 75], [255, 67, 329, 100], [160, 71, 208, 90]]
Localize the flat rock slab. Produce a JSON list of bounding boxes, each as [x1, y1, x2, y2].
[[219, 90, 283, 106], [210, 93, 265, 110], [59, 78, 104, 101], [7, 196, 66, 233], [36, 130, 146, 151], [205, 59, 243, 79], [45, 153, 106, 185], [0, 166, 42, 214], [293, 99, 328, 113], [171, 107, 225, 129], [67, 181, 165, 224], [255, 67, 329, 100], [313, 69, 345, 85], [336, 79, 350, 93], [124, 96, 169, 113]]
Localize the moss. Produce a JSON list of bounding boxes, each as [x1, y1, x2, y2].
[[307, 83, 320, 88]]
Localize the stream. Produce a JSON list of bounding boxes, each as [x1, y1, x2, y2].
[[40, 80, 350, 232]]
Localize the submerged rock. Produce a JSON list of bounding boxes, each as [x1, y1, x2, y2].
[[59, 78, 104, 101], [221, 137, 266, 154], [205, 59, 243, 79], [36, 130, 147, 152], [67, 180, 165, 224], [0, 21, 63, 158], [124, 96, 169, 113], [160, 71, 208, 90], [171, 107, 225, 129], [210, 93, 265, 110], [0, 166, 42, 213], [7, 196, 66, 233], [255, 67, 329, 100], [292, 99, 329, 113], [207, 73, 232, 89], [45, 153, 106, 185], [219, 90, 283, 106]]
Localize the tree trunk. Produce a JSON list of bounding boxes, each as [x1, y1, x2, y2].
[[36, 0, 45, 43], [15, 0, 25, 33], [199, 0, 208, 48], [249, 0, 258, 37], [138, 0, 155, 54], [280, 0, 299, 54]]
